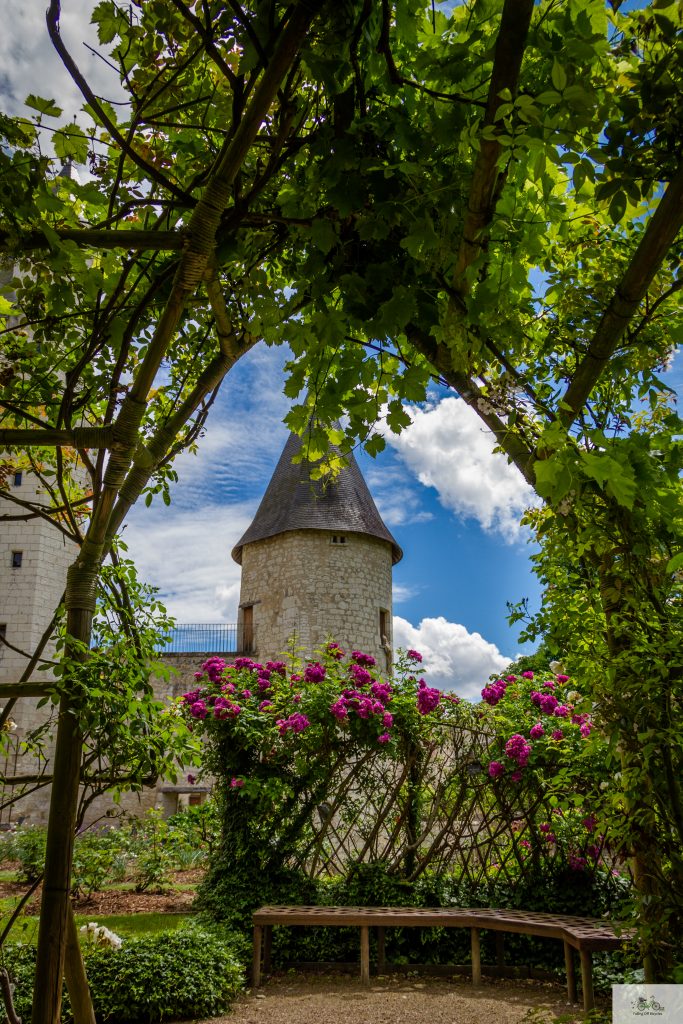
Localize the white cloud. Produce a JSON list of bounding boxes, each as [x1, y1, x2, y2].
[[124, 502, 254, 623], [363, 465, 433, 528], [0, 3, 123, 120], [385, 397, 537, 541], [392, 583, 420, 604], [393, 615, 511, 701]]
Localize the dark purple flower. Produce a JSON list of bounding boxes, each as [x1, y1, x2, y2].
[[406, 649, 423, 662], [350, 664, 372, 687], [190, 700, 208, 719], [416, 682, 441, 715], [568, 854, 587, 871], [504, 734, 531, 767], [213, 696, 240, 719], [351, 650, 376, 668], [330, 698, 349, 721], [539, 693, 559, 714], [265, 661, 287, 676], [277, 712, 310, 736], [488, 761, 504, 778], [304, 662, 326, 684], [481, 681, 506, 706], [371, 682, 392, 703]]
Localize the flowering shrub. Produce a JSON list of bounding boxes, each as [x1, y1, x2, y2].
[[180, 644, 464, 885], [478, 667, 614, 877], [479, 669, 597, 785], [179, 644, 451, 770]]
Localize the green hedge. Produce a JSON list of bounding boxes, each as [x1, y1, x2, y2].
[[197, 859, 632, 974], [2, 924, 243, 1023]]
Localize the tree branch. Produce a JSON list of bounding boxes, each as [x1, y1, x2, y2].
[[560, 161, 683, 426], [0, 228, 184, 253], [46, 1, 194, 206], [451, 0, 535, 297], [0, 426, 113, 448], [407, 323, 538, 486], [166, 0, 238, 88]]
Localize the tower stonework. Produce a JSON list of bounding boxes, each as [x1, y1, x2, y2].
[[0, 469, 78, 824], [232, 433, 402, 669]]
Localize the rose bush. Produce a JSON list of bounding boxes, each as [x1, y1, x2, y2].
[[478, 667, 617, 879]]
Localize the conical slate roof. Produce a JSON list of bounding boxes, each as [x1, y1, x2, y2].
[[231, 432, 402, 565]]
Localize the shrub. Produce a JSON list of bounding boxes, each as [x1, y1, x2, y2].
[[2, 925, 243, 1023], [11, 827, 47, 884], [72, 833, 119, 897]]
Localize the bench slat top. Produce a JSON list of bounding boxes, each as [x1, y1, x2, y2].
[[253, 905, 632, 950]]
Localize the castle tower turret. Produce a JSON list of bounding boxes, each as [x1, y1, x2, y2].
[[232, 433, 402, 669]]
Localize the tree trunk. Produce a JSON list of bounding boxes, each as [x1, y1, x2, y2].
[[64, 904, 96, 1024], [32, 561, 97, 1024]]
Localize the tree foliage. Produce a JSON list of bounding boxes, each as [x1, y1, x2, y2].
[[0, 0, 681, 1014]]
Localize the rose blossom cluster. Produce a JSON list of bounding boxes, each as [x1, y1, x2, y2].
[[504, 733, 532, 767], [482, 670, 596, 781], [329, 651, 396, 744], [276, 712, 310, 736], [417, 679, 441, 715], [184, 646, 445, 750]]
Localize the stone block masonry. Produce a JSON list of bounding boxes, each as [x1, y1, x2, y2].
[[238, 529, 394, 672]]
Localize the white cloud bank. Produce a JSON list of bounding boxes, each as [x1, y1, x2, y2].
[[124, 502, 254, 623], [386, 397, 538, 541], [393, 614, 511, 701]]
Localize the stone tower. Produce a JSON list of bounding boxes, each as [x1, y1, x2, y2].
[[0, 467, 79, 823], [232, 432, 402, 670]]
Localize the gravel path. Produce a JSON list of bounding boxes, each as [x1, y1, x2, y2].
[[196, 973, 594, 1024]]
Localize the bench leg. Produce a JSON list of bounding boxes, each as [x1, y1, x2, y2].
[[580, 949, 594, 1011], [377, 926, 386, 974], [471, 928, 481, 986], [360, 925, 370, 985], [564, 942, 577, 1003], [263, 925, 272, 975], [252, 925, 263, 989]]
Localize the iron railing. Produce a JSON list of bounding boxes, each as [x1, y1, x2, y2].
[[156, 623, 253, 655]]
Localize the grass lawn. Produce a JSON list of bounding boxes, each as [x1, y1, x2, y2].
[[1, 910, 193, 945]]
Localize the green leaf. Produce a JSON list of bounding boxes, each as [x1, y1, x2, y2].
[[550, 61, 567, 92], [666, 553, 683, 574], [309, 218, 337, 254], [24, 94, 62, 118], [92, 0, 121, 44], [608, 191, 627, 224], [53, 122, 89, 164]]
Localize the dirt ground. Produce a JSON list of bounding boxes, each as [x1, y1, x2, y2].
[[198, 972, 595, 1024], [0, 870, 604, 1021], [0, 868, 199, 915]]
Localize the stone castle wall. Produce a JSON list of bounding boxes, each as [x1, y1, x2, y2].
[[237, 529, 394, 672], [0, 471, 78, 825]]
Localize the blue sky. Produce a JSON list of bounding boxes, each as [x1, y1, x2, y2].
[[118, 343, 542, 698], [1, 1, 680, 700]]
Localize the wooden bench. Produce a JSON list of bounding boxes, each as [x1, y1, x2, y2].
[[252, 905, 633, 1010]]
